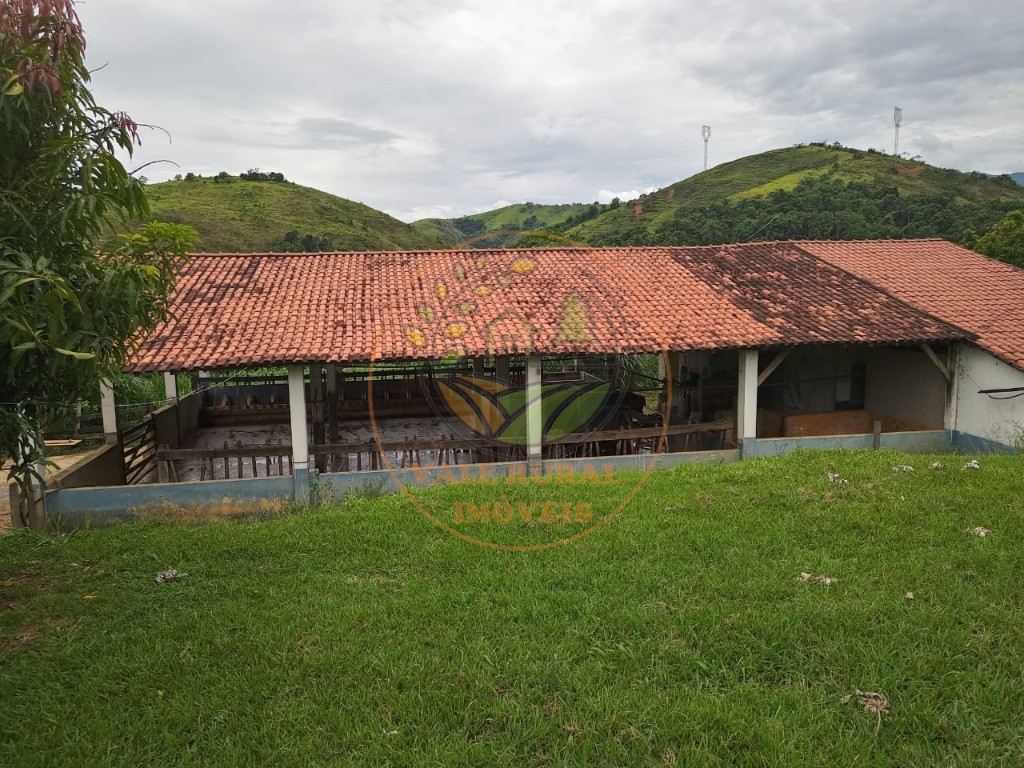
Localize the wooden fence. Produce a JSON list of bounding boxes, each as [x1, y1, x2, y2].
[[151, 419, 734, 482], [155, 442, 293, 482], [121, 419, 157, 485]]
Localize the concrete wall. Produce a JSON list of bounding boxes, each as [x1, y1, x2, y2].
[[43, 475, 295, 527], [37, 450, 739, 528], [152, 393, 202, 449], [763, 347, 863, 415], [49, 443, 126, 489], [31, 420, 1015, 530], [152, 405, 181, 449], [950, 344, 1024, 449], [313, 449, 740, 497], [758, 345, 946, 432], [864, 347, 946, 429], [178, 392, 201, 443], [744, 430, 952, 458]]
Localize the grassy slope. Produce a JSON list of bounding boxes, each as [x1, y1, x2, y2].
[[564, 145, 1024, 243], [143, 177, 443, 252], [3, 450, 1024, 766], [409, 216, 465, 246], [413, 203, 593, 247]]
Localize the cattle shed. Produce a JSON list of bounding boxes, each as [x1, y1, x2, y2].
[[12, 239, 1024, 527]]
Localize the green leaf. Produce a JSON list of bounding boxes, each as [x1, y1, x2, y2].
[[546, 383, 613, 438], [54, 348, 96, 360]]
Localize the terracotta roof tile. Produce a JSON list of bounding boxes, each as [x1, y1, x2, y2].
[[799, 239, 1024, 371], [126, 242, 971, 372]]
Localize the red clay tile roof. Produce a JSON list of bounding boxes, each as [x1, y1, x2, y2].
[[126, 242, 971, 372], [800, 239, 1024, 372]]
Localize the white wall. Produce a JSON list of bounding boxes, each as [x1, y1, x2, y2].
[[951, 343, 1024, 448], [760, 345, 947, 429], [864, 347, 946, 429], [765, 347, 862, 414]]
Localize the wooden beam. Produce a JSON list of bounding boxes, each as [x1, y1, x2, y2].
[[920, 343, 950, 381], [310, 364, 327, 472], [326, 364, 339, 444], [757, 349, 790, 387]]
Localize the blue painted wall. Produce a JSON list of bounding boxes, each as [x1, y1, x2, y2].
[[310, 449, 739, 499], [44, 475, 294, 527], [951, 430, 1018, 454], [38, 430, 1013, 529], [744, 430, 952, 458]]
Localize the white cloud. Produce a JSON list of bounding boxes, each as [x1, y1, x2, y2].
[[76, 0, 1024, 222], [597, 188, 657, 204]]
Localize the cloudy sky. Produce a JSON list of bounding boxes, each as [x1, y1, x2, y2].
[[78, 0, 1024, 222]]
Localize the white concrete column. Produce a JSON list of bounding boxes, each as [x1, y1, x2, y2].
[[100, 378, 117, 444], [163, 372, 178, 403], [737, 349, 759, 448], [526, 356, 543, 474], [288, 365, 310, 502]]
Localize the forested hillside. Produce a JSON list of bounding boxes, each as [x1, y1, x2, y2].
[[141, 174, 442, 252], [413, 202, 595, 248], [549, 144, 1024, 247]]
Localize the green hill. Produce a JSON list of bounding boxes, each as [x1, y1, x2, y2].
[[141, 176, 443, 252], [561, 145, 1024, 245], [413, 202, 594, 248]]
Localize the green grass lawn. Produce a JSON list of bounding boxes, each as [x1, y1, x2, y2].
[[2, 450, 1023, 766]]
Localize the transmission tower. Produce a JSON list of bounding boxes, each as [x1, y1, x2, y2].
[[701, 125, 711, 171], [893, 107, 902, 156]]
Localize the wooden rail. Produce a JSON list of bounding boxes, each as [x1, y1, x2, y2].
[[156, 442, 293, 481], [151, 419, 734, 482], [122, 418, 157, 485]]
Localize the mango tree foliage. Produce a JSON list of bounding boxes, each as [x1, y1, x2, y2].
[[1, 0, 198, 513], [965, 210, 1024, 269]]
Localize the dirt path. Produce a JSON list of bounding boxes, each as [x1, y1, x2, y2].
[[1, 452, 95, 531]]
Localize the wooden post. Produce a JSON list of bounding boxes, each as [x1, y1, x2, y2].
[[100, 378, 117, 444], [311, 364, 327, 472], [326, 364, 339, 439], [495, 355, 510, 382], [662, 351, 682, 451], [288, 365, 310, 503], [737, 349, 759, 456], [872, 420, 882, 450], [326, 364, 339, 473], [526, 355, 543, 475], [944, 344, 960, 432]]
